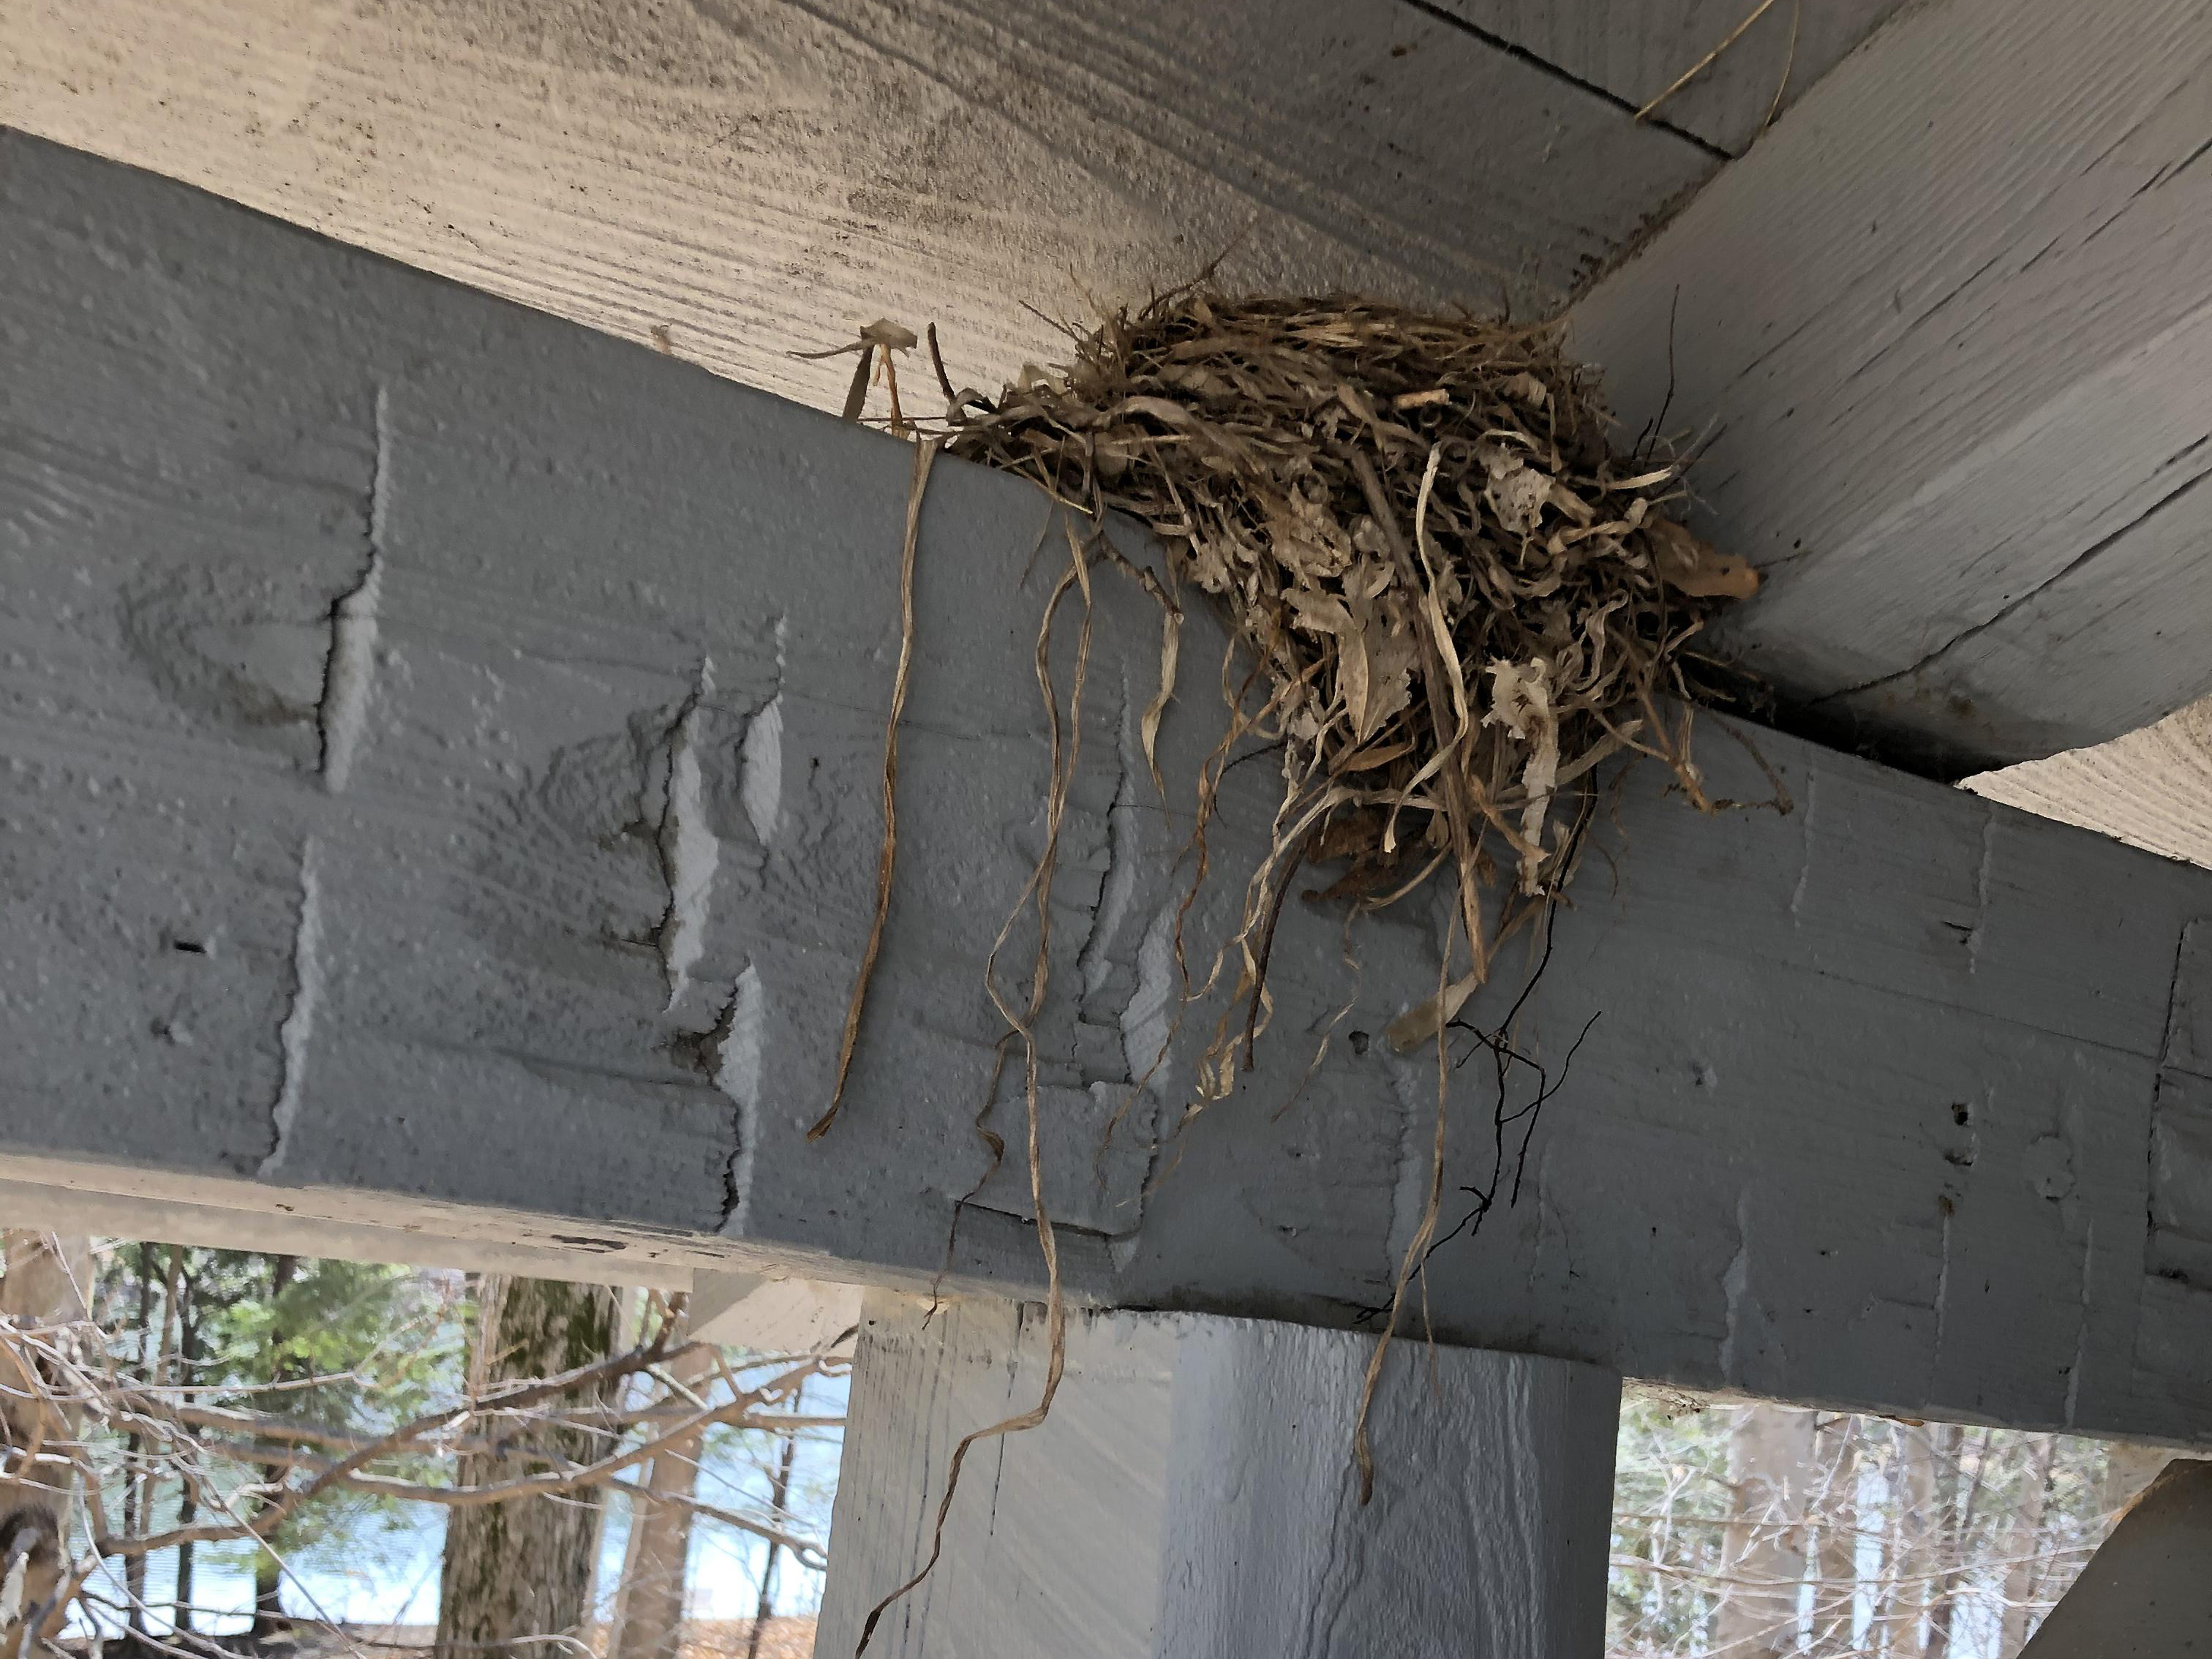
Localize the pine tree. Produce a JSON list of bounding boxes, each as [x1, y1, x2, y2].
[[434, 1276, 620, 1659]]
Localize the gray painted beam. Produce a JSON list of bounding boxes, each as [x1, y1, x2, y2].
[[7, 132, 2212, 1445], [1573, 0, 2212, 773], [816, 1293, 1620, 1658]]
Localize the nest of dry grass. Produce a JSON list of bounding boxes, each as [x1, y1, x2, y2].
[[813, 295, 1766, 1620], [934, 292, 1756, 1050]]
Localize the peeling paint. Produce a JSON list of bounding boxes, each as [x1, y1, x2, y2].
[[1718, 1190, 1752, 1386], [2023, 1134, 2076, 1201], [1077, 672, 1140, 1007], [711, 966, 764, 1234], [257, 840, 324, 1178], [738, 616, 786, 848], [1930, 1207, 1953, 1385], [2065, 1219, 2096, 1428], [1382, 1054, 1435, 1279], [740, 693, 782, 847], [1121, 897, 1179, 1094], [1966, 808, 1995, 969], [317, 387, 388, 793], [655, 658, 719, 1008], [1787, 771, 1817, 920]]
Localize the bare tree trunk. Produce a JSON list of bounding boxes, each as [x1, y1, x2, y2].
[[435, 1276, 620, 1659], [252, 1254, 298, 1642], [1715, 1402, 1817, 1659], [1925, 1423, 1982, 1659], [608, 1320, 712, 1659], [122, 1246, 178, 1634], [1889, 1423, 1940, 1658], [742, 1382, 803, 1659], [148, 1246, 189, 1641], [1998, 1434, 2055, 1656], [173, 1253, 202, 1641], [0, 1230, 90, 1659], [1807, 1415, 1859, 1656]]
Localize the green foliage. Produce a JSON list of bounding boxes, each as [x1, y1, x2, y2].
[[195, 1252, 456, 1427], [1609, 1391, 1735, 1653], [88, 1244, 466, 1600]]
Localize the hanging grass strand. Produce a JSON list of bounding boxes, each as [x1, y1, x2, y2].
[[813, 437, 941, 1142]]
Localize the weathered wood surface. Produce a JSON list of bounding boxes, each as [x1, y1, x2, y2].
[[0, 1165, 696, 1289], [688, 1273, 860, 1350], [1434, 0, 1910, 154], [1970, 696, 2212, 873], [0, 0, 1714, 417], [1573, 0, 2212, 772], [816, 1293, 1619, 1658], [8, 134, 2212, 1443]]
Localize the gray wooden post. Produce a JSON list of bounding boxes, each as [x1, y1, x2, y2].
[[817, 1293, 1620, 1658]]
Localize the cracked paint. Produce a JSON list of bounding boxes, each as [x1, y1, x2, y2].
[[654, 658, 719, 1009], [739, 616, 786, 848], [257, 840, 324, 1178], [1718, 1189, 1753, 1387], [2064, 1219, 2096, 1428], [710, 966, 764, 1234], [318, 386, 388, 793], [1077, 670, 1138, 1004]]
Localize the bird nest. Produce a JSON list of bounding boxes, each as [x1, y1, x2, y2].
[[935, 292, 1756, 1054], [817, 296, 1764, 1633]]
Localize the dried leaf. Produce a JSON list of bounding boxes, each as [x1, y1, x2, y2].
[[1386, 971, 1481, 1050], [1500, 371, 1551, 410], [1648, 517, 1761, 600], [1142, 605, 1181, 803], [1478, 443, 1553, 537]]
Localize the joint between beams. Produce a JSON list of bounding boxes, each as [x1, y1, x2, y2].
[[1805, 439, 2212, 718], [1390, 0, 1733, 162]]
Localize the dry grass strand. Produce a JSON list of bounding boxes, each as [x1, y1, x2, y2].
[[813, 438, 940, 1142]]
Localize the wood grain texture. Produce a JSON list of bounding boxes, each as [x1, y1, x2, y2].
[[686, 1272, 859, 1350], [815, 1293, 1619, 1658], [1572, 0, 2212, 772], [0, 0, 1712, 414], [1968, 697, 2212, 872], [0, 1172, 693, 1288], [1433, 0, 1911, 153], [10, 135, 2212, 1442]]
